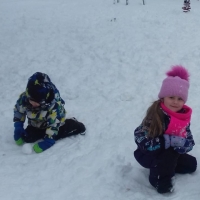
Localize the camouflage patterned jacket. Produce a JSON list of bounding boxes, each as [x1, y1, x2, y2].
[[14, 87, 66, 138]]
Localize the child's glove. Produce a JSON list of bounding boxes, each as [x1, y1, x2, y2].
[[14, 122, 26, 145], [170, 136, 186, 147], [163, 134, 171, 149], [33, 137, 55, 153]]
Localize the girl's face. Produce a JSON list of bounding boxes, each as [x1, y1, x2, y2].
[[29, 100, 40, 107], [163, 96, 185, 112]]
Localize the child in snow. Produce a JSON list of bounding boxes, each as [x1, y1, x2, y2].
[[134, 66, 197, 194], [13, 72, 86, 153]]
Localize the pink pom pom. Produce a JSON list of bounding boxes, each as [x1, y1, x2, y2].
[[166, 65, 189, 81]]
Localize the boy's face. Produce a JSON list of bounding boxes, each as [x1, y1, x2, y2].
[[29, 99, 40, 107], [163, 96, 185, 112]]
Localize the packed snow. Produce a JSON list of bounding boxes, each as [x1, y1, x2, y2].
[[0, 0, 200, 199]]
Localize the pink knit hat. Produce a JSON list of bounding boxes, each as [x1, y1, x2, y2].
[[158, 65, 190, 102]]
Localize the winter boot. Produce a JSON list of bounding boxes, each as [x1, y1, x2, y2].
[[149, 175, 174, 194], [55, 118, 86, 140]]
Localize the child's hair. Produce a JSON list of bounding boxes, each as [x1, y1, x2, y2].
[[142, 99, 164, 138]]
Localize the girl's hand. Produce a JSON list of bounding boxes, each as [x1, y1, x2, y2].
[[170, 136, 186, 147], [163, 134, 170, 149]]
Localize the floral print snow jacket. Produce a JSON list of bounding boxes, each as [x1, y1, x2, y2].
[[134, 109, 195, 156]]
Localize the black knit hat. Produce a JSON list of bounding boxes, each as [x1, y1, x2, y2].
[[26, 72, 54, 103]]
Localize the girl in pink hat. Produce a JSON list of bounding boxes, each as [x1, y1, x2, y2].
[[134, 66, 197, 194]]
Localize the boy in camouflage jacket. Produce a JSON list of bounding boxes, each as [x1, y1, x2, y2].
[[14, 72, 85, 153]]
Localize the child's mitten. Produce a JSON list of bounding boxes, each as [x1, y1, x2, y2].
[[33, 137, 55, 153], [170, 136, 186, 147], [14, 122, 26, 145], [163, 134, 171, 149]]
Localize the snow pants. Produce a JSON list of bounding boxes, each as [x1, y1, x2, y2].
[[22, 118, 86, 143], [134, 147, 197, 193]]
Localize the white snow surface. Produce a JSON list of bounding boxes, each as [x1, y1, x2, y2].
[[1, 0, 200, 199]]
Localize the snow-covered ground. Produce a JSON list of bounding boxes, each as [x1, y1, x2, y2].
[[0, 0, 200, 199]]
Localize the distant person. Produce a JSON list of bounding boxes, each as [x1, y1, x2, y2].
[[13, 72, 86, 153], [133, 66, 197, 193], [182, 0, 191, 12]]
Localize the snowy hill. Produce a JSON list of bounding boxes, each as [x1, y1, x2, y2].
[[0, 0, 200, 199]]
